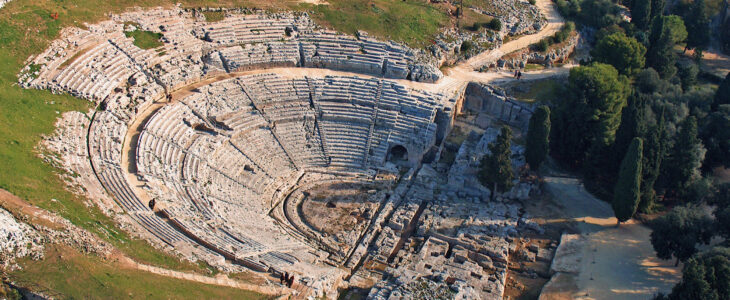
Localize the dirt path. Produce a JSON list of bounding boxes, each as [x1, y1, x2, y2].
[[455, 0, 565, 71], [541, 176, 681, 299], [697, 49, 730, 79]]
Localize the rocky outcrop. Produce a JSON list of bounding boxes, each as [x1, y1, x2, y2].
[[0, 0, 12, 10], [463, 82, 534, 131], [492, 33, 579, 70], [0, 208, 44, 270]]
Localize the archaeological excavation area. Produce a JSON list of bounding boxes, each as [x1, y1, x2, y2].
[[20, 6, 553, 299]]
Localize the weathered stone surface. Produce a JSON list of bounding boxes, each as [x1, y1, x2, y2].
[[550, 234, 585, 274], [0, 208, 44, 270]]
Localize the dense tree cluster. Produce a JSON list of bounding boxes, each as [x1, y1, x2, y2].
[[550, 0, 728, 216], [650, 205, 714, 265], [654, 247, 730, 300], [550, 63, 630, 168], [548, 0, 728, 296], [650, 186, 730, 299]]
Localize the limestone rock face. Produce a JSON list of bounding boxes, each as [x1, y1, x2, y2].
[[492, 33, 579, 71], [0, 208, 44, 270], [408, 64, 444, 83], [0, 0, 12, 9]]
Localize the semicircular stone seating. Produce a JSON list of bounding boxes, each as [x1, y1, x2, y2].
[[21, 7, 454, 278], [132, 74, 446, 270]]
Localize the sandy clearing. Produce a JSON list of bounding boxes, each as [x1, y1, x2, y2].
[[542, 176, 681, 300]]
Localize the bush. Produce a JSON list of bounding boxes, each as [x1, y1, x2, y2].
[[532, 22, 575, 52], [676, 58, 699, 91], [529, 0, 537, 4], [553, 22, 575, 43], [533, 39, 550, 52], [460, 40, 474, 52], [488, 18, 502, 31]]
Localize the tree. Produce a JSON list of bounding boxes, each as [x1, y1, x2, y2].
[[611, 94, 667, 213], [646, 16, 678, 79], [676, 58, 699, 91], [613, 137, 644, 224], [488, 18, 502, 31], [650, 0, 666, 20], [639, 119, 667, 212], [479, 126, 514, 193], [684, 0, 710, 51], [460, 40, 474, 52], [635, 68, 667, 94], [664, 15, 688, 44], [591, 32, 647, 76], [659, 116, 706, 194], [525, 106, 551, 169], [551, 63, 630, 167], [715, 206, 730, 240], [613, 94, 648, 167], [712, 72, 730, 111], [700, 106, 730, 168], [723, 18, 730, 54], [666, 247, 730, 300], [711, 183, 730, 239], [632, 0, 652, 29], [650, 205, 715, 266]]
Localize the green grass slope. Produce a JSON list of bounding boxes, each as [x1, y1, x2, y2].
[[11, 245, 274, 300]]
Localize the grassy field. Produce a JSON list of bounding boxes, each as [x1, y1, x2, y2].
[[507, 79, 565, 103], [0, 0, 456, 297], [202, 10, 226, 22], [125, 29, 164, 49], [11, 245, 274, 300], [300, 0, 448, 48]]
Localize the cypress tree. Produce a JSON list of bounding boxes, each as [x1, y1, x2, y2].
[[479, 126, 515, 194], [646, 16, 678, 79], [650, 0, 665, 20], [700, 107, 730, 169], [613, 94, 648, 170], [639, 119, 666, 212], [613, 137, 644, 224], [632, 0, 652, 29], [660, 116, 706, 194], [712, 72, 730, 111], [685, 0, 711, 51], [525, 106, 551, 169]]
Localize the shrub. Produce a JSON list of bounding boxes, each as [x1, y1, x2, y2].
[[488, 18, 502, 31], [460, 40, 474, 52], [533, 39, 549, 52]]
